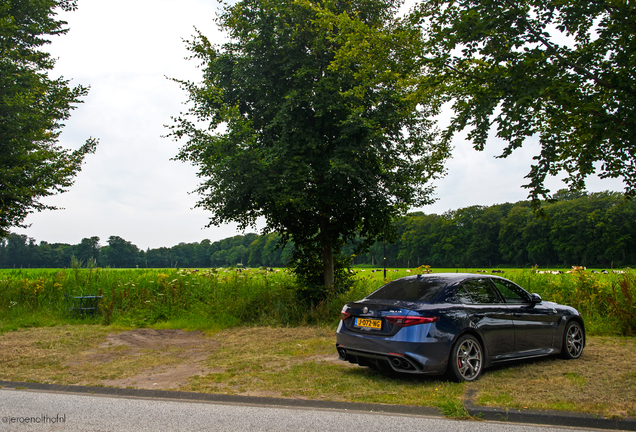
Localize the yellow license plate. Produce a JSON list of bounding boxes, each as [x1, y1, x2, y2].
[[355, 318, 382, 329]]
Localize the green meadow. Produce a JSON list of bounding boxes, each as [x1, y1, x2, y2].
[[0, 267, 634, 336]]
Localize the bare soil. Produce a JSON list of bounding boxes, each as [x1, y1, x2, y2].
[[82, 329, 218, 389]]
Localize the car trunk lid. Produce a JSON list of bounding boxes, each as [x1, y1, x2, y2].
[[341, 300, 427, 337]]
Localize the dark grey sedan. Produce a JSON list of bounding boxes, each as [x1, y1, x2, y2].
[[336, 273, 585, 381]]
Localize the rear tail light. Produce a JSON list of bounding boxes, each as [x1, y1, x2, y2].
[[385, 316, 439, 327], [341, 311, 352, 321]]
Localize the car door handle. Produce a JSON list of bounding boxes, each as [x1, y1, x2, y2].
[[513, 313, 523, 318], [472, 314, 484, 320]]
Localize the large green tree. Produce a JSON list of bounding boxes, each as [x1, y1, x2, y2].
[[171, 0, 448, 293], [418, 0, 635, 205], [0, 0, 97, 237], [100, 236, 139, 268]]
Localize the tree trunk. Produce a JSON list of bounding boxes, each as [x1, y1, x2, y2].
[[322, 241, 334, 288], [319, 213, 334, 288]]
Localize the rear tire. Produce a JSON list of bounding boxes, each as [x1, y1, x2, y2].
[[448, 334, 483, 382], [561, 321, 584, 359]]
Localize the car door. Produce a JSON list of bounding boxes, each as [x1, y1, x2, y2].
[[455, 279, 514, 359], [490, 278, 559, 354]]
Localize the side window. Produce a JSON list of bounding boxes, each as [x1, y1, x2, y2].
[[460, 279, 502, 304], [455, 286, 473, 304], [492, 279, 531, 303]]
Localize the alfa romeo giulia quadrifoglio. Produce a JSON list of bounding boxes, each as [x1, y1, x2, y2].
[[335, 273, 585, 381]]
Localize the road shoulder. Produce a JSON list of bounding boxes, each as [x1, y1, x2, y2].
[[2, 380, 635, 430]]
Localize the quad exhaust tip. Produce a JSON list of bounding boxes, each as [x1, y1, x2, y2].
[[338, 348, 417, 372], [390, 356, 414, 370]]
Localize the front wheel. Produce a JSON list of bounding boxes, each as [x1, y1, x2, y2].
[[448, 334, 483, 382], [561, 321, 585, 359]]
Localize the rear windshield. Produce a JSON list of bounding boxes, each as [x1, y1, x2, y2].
[[366, 277, 447, 302]]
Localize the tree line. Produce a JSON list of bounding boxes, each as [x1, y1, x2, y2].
[[363, 191, 636, 269], [2, 191, 633, 269], [0, 232, 291, 269]]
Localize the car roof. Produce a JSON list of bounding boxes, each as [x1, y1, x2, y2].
[[388, 273, 509, 285]]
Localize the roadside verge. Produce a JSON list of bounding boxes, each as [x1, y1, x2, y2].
[[464, 389, 636, 431], [0, 380, 440, 417], [2, 380, 635, 431]]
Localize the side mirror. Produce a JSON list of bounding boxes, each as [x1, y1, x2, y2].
[[530, 293, 542, 304]]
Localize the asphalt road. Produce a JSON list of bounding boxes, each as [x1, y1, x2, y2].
[[0, 389, 605, 432]]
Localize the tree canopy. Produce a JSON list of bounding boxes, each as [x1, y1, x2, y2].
[[0, 0, 97, 237], [417, 0, 636, 205], [170, 0, 448, 295]]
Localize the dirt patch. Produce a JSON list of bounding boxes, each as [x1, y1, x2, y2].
[[99, 328, 211, 351], [68, 329, 218, 390], [103, 363, 212, 390], [92, 328, 342, 391]]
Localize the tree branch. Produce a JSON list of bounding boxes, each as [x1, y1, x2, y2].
[[500, 0, 636, 98]]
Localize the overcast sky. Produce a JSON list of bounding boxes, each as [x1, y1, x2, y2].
[[12, 0, 625, 250]]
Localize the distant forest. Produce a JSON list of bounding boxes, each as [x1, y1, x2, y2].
[[1, 191, 634, 269]]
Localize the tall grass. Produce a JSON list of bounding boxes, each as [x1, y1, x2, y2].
[[0, 268, 376, 331], [506, 269, 636, 335], [0, 267, 634, 335]]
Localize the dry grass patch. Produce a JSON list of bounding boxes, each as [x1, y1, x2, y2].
[[182, 326, 463, 413], [470, 337, 636, 418], [0, 325, 111, 383], [1, 325, 632, 419], [0, 326, 216, 389]]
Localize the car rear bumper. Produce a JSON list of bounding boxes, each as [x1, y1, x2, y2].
[[335, 322, 451, 375]]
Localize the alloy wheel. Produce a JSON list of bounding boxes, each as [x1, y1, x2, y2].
[[456, 338, 482, 381], [566, 323, 584, 358]]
